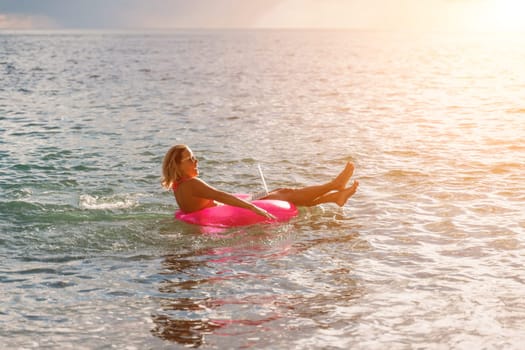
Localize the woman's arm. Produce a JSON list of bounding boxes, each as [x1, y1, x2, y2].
[[190, 178, 275, 219]]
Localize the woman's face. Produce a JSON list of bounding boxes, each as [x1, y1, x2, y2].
[[178, 148, 199, 178]]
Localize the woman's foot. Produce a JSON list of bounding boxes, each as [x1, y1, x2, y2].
[[335, 180, 359, 207], [332, 162, 355, 191]]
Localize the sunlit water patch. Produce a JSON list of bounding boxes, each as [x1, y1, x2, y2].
[[1, 30, 524, 349]]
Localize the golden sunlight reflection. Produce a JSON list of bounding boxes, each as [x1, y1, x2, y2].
[[463, 0, 525, 32]]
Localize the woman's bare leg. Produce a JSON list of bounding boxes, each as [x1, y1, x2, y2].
[[264, 162, 355, 206], [333, 162, 354, 190], [306, 180, 359, 207], [266, 183, 334, 206]]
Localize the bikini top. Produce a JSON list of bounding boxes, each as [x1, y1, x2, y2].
[[172, 177, 195, 191]]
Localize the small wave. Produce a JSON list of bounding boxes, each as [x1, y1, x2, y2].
[[79, 194, 138, 210], [384, 169, 430, 179], [489, 162, 524, 174], [506, 108, 525, 114]]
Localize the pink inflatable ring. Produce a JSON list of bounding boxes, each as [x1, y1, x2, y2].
[[175, 197, 298, 228]]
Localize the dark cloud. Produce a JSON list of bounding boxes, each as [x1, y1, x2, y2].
[[0, 0, 132, 28], [0, 0, 283, 28]]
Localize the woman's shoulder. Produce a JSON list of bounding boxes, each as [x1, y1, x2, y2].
[[178, 176, 206, 189]]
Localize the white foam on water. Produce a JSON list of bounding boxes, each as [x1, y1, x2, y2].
[[79, 194, 138, 210]]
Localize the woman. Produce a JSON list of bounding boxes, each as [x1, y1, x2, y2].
[[161, 144, 359, 219]]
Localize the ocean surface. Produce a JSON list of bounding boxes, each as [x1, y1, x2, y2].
[[1, 29, 524, 349]]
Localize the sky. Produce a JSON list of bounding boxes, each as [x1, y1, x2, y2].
[[1, 0, 525, 32]]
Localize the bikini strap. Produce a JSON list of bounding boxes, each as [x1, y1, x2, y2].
[[172, 177, 194, 191]]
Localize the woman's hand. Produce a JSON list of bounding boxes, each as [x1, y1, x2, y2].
[[252, 206, 276, 220]]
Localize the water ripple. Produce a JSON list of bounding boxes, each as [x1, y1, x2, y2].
[[1, 30, 525, 349]]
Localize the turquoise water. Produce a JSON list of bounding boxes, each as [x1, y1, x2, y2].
[[1, 30, 525, 349]]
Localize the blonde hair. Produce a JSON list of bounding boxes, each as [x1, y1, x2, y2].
[[161, 144, 189, 189]]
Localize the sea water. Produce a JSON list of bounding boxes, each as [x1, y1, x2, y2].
[[1, 29, 524, 349]]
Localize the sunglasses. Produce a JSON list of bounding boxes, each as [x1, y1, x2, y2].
[[180, 155, 197, 163]]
